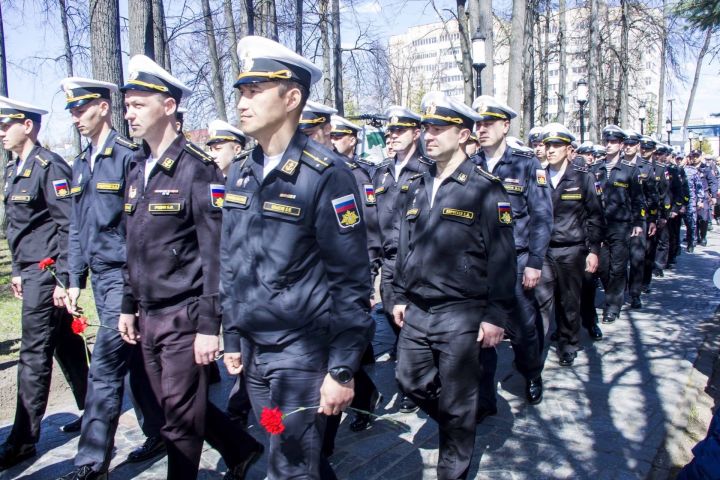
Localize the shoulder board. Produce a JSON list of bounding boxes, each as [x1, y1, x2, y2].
[[233, 150, 251, 164], [344, 161, 358, 170], [114, 135, 139, 150], [621, 160, 633, 166], [475, 165, 501, 182], [573, 165, 589, 173], [184, 143, 213, 163], [35, 153, 50, 168], [408, 172, 425, 182], [418, 155, 433, 166], [301, 148, 331, 172], [511, 147, 533, 158]]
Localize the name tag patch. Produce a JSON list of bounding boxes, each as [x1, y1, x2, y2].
[[263, 201, 301, 217], [613, 181, 629, 188], [124, 203, 135, 213], [561, 193, 582, 200], [148, 203, 182, 214], [10, 195, 31, 203], [503, 183, 524, 193], [96, 182, 121, 192], [442, 208, 474, 220]]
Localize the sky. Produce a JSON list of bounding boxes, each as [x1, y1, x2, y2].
[[2, 0, 718, 147]]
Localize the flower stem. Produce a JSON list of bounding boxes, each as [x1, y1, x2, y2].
[[81, 333, 90, 367]]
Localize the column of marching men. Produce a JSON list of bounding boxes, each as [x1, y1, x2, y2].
[[0, 34, 716, 480]]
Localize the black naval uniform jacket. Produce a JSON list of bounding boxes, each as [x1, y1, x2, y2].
[[4, 144, 72, 285], [68, 130, 138, 288], [472, 146, 553, 271], [650, 159, 671, 220], [589, 157, 646, 228], [121, 135, 224, 335], [666, 163, 688, 214], [220, 132, 373, 373], [393, 158, 516, 328], [546, 165, 605, 254], [345, 158, 382, 280], [633, 157, 660, 224], [372, 150, 433, 268]]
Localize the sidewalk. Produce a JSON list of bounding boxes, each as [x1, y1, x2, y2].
[[2, 229, 719, 479]]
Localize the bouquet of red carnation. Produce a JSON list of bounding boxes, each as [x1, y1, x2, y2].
[[259, 405, 406, 436]]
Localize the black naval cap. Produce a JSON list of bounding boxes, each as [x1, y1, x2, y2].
[[640, 136, 657, 150], [602, 124, 627, 141], [384, 106, 421, 131], [623, 129, 642, 144], [0, 95, 47, 124], [421, 91, 481, 130], [60, 77, 118, 110], [121, 55, 192, 102], [541, 123, 576, 145]]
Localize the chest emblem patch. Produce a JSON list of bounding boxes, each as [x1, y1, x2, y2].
[[332, 194, 361, 228]]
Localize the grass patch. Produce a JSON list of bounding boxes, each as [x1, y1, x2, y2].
[[0, 241, 101, 362]]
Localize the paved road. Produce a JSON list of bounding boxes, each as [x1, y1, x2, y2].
[[2, 229, 718, 479]]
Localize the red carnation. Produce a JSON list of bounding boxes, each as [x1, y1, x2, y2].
[[71, 317, 89, 335], [39, 257, 55, 270], [260, 406, 286, 435]]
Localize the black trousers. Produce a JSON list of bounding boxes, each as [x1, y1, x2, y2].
[[535, 245, 586, 354], [668, 214, 683, 264], [75, 268, 163, 472], [655, 217, 673, 269], [139, 301, 258, 480], [644, 221, 664, 286], [628, 224, 647, 298], [396, 304, 483, 480], [598, 222, 631, 316], [8, 264, 89, 446]]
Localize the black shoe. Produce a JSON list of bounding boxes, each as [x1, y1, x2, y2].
[[602, 312, 617, 324], [550, 331, 559, 342], [641, 285, 651, 294], [57, 466, 108, 480], [0, 442, 36, 471], [653, 269, 664, 277], [350, 391, 383, 432], [399, 394, 418, 414], [476, 405, 498, 424], [688, 245, 694, 253], [559, 351, 577, 367], [666, 262, 675, 270], [126, 435, 166, 463], [630, 296, 642, 309], [61, 415, 83, 433], [525, 376, 543, 405], [587, 324, 603, 341], [700, 239, 707, 247], [224, 442, 264, 480]]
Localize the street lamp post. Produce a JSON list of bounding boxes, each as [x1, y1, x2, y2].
[[576, 78, 588, 143], [689, 131, 696, 152], [639, 103, 646, 135], [665, 118, 672, 144], [699, 134, 704, 152], [471, 30, 486, 98]]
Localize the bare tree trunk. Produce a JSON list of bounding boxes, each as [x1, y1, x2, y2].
[[540, 1, 549, 124], [201, 0, 227, 120], [0, 0, 9, 235], [269, 0, 278, 41], [475, 0, 493, 96], [619, 0, 629, 127], [59, 0, 81, 154], [90, 0, 126, 136], [152, 0, 169, 71], [656, 0, 668, 138], [128, 0, 154, 57], [588, 0, 599, 141], [456, 0, 474, 105], [319, 0, 332, 104], [331, 0, 344, 114], [556, 0, 567, 123], [295, 0, 303, 54], [507, 0, 526, 136], [681, 28, 711, 145], [244, 0, 254, 36], [224, 0, 241, 111], [522, 0, 536, 136]]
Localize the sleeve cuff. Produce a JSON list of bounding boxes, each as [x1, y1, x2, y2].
[[197, 315, 221, 335], [526, 254, 544, 270], [69, 273, 87, 289], [223, 332, 242, 354], [121, 294, 137, 315]]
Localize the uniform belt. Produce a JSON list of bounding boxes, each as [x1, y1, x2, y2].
[[549, 240, 585, 248], [140, 296, 196, 315], [408, 295, 486, 313], [516, 247, 529, 254]]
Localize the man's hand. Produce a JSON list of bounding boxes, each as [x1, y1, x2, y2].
[[585, 252, 599, 273], [194, 334, 220, 365], [118, 313, 140, 345], [11, 276, 22, 300], [53, 286, 67, 308], [392, 304, 407, 328], [669, 212, 678, 219], [522, 267, 541, 290], [477, 322, 504, 348], [317, 374, 354, 416], [65, 287, 82, 315], [224, 352, 243, 375], [648, 222, 657, 237], [630, 226, 643, 237]]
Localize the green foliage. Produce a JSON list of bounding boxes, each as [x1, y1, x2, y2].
[[674, 0, 720, 30]]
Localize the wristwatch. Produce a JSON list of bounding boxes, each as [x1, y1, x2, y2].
[[328, 366, 353, 384]]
